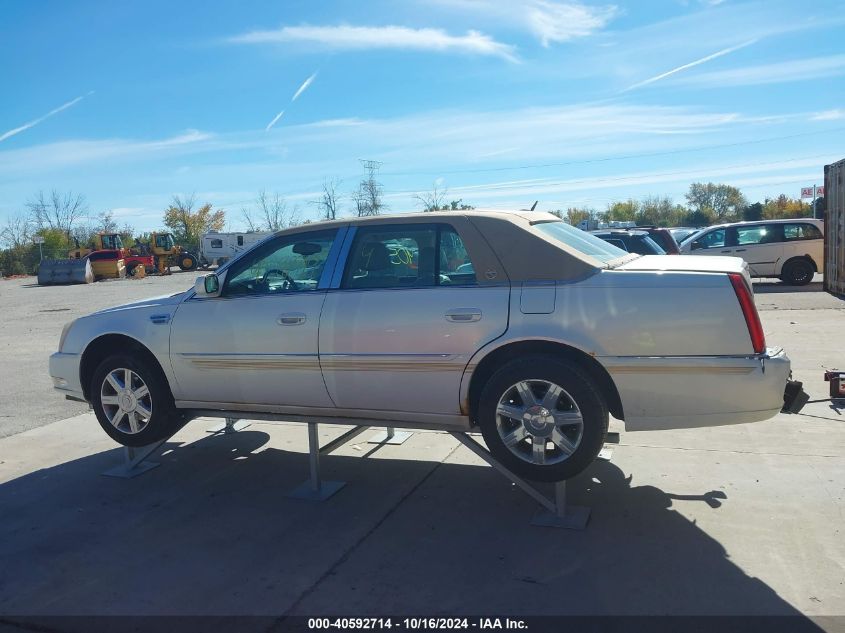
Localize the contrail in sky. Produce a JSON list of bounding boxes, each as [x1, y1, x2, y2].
[[623, 40, 758, 92], [265, 71, 318, 131], [265, 110, 285, 131], [292, 72, 318, 101], [0, 91, 94, 142]]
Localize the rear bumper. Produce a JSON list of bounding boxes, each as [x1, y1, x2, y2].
[[603, 347, 794, 431], [49, 352, 85, 402]]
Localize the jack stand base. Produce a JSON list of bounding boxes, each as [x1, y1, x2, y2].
[[531, 504, 590, 530], [206, 418, 251, 434], [102, 444, 163, 479], [368, 428, 412, 445], [597, 446, 614, 461], [286, 480, 346, 501]]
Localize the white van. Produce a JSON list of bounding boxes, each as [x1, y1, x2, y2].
[[200, 231, 270, 267], [679, 219, 824, 285]]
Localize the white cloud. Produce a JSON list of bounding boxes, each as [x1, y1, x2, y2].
[[0, 129, 213, 172], [228, 24, 518, 62], [527, 0, 619, 46], [426, 0, 616, 45], [0, 91, 93, 143], [811, 109, 845, 121], [676, 54, 845, 88], [624, 39, 757, 91]]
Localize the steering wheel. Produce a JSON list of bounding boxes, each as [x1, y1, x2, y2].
[[261, 268, 299, 291]]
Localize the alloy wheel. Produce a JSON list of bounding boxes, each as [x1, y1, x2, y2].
[[100, 368, 153, 434], [495, 379, 584, 465]]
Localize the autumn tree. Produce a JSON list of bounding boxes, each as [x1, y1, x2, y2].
[[762, 195, 811, 220], [163, 194, 225, 247], [685, 183, 747, 222]]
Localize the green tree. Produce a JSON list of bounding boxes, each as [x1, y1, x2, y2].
[[606, 199, 639, 222], [163, 194, 225, 248], [685, 183, 747, 222], [743, 202, 764, 222], [762, 195, 811, 220]]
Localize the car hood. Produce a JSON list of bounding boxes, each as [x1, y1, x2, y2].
[[618, 254, 748, 275], [92, 291, 188, 315]]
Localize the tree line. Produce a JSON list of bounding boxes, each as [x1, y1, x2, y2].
[[556, 182, 819, 228], [0, 180, 823, 277]]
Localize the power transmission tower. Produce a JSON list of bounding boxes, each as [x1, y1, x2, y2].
[[355, 159, 385, 216]]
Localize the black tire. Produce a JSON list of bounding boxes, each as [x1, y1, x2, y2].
[[126, 262, 139, 277], [477, 356, 608, 482], [178, 253, 198, 271], [91, 354, 181, 447], [781, 258, 814, 286]]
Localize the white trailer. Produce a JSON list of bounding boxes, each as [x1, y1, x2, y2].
[[200, 231, 271, 267]]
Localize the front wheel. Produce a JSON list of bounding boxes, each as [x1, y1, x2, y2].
[[91, 354, 181, 447], [178, 253, 198, 271], [477, 356, 608, 482]]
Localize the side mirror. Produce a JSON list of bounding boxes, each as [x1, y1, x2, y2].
[[690, 241, 702, 251], [194, 273, 221, 298]]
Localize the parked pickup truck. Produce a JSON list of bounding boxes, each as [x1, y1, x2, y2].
[[50, 210, 807, 482]]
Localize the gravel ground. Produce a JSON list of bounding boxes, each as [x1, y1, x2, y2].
[[0, 271, 196, 438]]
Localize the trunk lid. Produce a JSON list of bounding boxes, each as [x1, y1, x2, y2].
[[619, 255, 753, 289]]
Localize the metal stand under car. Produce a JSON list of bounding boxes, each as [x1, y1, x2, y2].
[[367, 426, 413, 445], [101, 413, 618, 530]]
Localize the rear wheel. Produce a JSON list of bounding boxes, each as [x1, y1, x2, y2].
[[477, 356, 608, 482], [126, 262, 139, 277], [91, 354, 181, 447], [781, 258, 814, 286]]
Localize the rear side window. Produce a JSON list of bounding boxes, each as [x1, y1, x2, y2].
[[342, 224, 477, 289], [783, 223, 822, 241], [535, 222, 627, 264], [736, 225, 782, 245], [210, 239, 223, 249]]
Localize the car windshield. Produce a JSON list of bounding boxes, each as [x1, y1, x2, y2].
[[534, 222, 629, 265]]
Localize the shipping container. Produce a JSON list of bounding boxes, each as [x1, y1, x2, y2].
[[824, 159, 845, 296]]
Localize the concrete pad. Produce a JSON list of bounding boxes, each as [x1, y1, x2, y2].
[[291, 414, 845, 616], [0, 414, 460, 615]]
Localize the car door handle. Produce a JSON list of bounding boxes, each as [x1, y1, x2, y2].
[[721, 249, 733, 253], [277, 312, 306, 326], [445, 308, 482, 323], [735, 249, 747, 252]]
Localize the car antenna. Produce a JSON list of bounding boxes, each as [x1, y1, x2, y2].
[[529, 200, 538, 211]]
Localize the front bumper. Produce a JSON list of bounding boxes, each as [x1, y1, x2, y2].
[[49, 352, 85, 402]]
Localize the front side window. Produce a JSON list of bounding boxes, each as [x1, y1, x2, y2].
[[783, 223, 823, 241], [342, 224, 477, 289], [692, 229, 726, 250], [223, 230, 336, 297], [736, 225, 782, 245]]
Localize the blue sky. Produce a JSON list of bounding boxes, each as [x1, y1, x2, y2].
[[1, 0, 843, 232]]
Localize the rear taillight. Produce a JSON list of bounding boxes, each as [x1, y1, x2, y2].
[[728, 273, 766, 354]]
